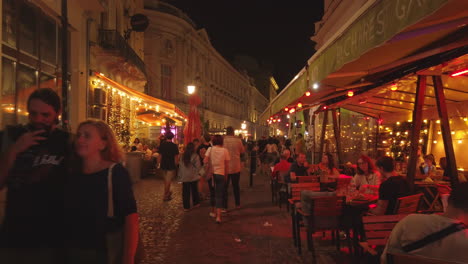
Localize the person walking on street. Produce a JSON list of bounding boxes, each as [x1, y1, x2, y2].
[[0, 88, 72, 264], [65, 120, 139, 264], [223, 127, 245, 211], [177, 142, 201, 211], [204, 135, 230, 223], [157, 131, 179, 201]]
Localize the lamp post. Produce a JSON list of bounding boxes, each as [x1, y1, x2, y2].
[[184, 84, 201, 145]]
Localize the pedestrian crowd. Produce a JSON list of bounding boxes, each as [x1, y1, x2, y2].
[[1, 88, 467, 264]]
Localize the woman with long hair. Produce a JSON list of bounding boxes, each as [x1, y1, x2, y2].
[[351, 155, 381, 190], [177, 142, 201, 211], [314, 152, 340, 191], [204, 135, 230, 223], [65, 120, 138, 264]]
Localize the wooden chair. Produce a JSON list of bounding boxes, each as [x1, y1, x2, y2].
[[275, 171, 290, 208], [289, 182, 321, 199], [296, 196, 349, 261], [287, 183, 321, 250], [393, 193, 423, 214], [360, 214, 408, 255], [296, 176, 319, 183], [386, 252, 459, 264]]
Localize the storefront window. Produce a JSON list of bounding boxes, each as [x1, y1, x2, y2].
[[2, 0, 16, 46], [17, 64, 37, 124], [40, 17, 57, 64], [1, 58, 16, 128], [19, 3, 37, 55]]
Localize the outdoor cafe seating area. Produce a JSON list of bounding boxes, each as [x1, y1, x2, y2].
[[269, 166, 452, 263]]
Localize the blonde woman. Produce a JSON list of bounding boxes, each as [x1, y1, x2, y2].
[[65, 120, 138, 264]]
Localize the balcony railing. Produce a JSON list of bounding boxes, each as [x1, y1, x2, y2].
[[98, 30, 146, 76]]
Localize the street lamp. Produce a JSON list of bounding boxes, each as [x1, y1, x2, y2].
[[187, 85, 196, 95], [241, 121, 247, 130]]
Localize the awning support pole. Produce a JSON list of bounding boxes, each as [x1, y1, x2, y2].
[[433, 75, 459, 187], [332, 109, 342, 166], [311, 112, 316, 164], [318, 110, 329, 162], [407, 75, 427, 192]]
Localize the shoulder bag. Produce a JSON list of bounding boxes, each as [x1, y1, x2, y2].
[[106, 163, 145, 264]]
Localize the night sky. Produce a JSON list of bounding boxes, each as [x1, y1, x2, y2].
[[165, 0, 324, 90]]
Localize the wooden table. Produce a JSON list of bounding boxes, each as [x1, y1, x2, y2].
[[414, 181, 450, 212]]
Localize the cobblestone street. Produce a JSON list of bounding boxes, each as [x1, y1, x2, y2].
[[134, 166, 354, 264]]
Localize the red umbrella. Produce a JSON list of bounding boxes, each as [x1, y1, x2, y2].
[[183, 94, 202, 145]]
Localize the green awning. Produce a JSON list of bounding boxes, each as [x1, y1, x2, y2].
[[268, 0, 451, 116]]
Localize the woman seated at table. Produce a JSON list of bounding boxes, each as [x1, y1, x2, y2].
[[351, 155, 381, 191], [310, 153, 339, 190]]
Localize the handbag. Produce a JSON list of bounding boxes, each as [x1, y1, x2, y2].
[[204, 148, 214, 180], [106, 163, 145, 264]]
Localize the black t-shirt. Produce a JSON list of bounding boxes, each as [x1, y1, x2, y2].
[[0, 126, 71, 248], [158, 141, 179, 170], [65, 163, 137, 250], [286, 162, 308, 183], [379, 176, 410, 215]]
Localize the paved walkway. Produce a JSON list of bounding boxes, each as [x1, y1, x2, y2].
[[134, 166, 354, 264]]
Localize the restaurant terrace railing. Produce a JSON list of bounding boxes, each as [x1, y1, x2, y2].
[[98, 29, 146, 76]]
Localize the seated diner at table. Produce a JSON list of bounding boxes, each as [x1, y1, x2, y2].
[[419, 154, 437, 180], [285, 152, 308, 183], [368, 156, 410, 215], [351, 155, 381, 190], [309, 153, 340, 190], [272, 150, 292, 182], [381, 182, 468, 264]]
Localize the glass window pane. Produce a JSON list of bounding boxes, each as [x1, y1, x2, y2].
[[20, 3, 37, 55], [40, 73, 55, 90], [40, 18, 56, 64], [17, 64, 37, 124], [2, 0, 16, 46], [1, 58, 16, 128]]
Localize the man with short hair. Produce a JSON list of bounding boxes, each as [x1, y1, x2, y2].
[[0, 88, 71, 264], [370, 156, 410, 215], [381, 182, 468, 263], [157, 131, 179, 201], [286, 152, 309, 183], [223, 126, 244, 210], [272, 150, 292, 182]]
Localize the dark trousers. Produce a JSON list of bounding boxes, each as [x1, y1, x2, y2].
[[213, 174, 226, 209], [182, 181, 200, 209], [224, 172, 241, 208], [207, 178, 216, 207]]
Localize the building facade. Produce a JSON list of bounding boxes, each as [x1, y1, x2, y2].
[[143, 1, 268, 137], [311, 0, 370, 50]]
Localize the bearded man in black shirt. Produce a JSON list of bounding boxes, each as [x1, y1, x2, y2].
[[0, 88, 71, 264]]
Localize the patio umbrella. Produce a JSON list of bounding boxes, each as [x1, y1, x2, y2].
[[183, 94, 202, 145]]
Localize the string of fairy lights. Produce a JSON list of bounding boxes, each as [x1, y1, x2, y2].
[[90, 74, 186, 144]]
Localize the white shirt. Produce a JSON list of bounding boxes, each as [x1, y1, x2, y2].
[[351, 172, 381, 189], [205, 146, 230, 175], [382, 214, 468, 264]]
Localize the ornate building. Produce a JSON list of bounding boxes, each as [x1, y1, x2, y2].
[[143, 1, 268, 137]]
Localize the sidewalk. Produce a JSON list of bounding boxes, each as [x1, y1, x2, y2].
[[134, 166, 353, 264]]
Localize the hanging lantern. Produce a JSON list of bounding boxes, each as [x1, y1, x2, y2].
[[297, 102, 303, 108], [390, 83, 398, 91], [305, 91, 311, 97], [347, 90, 354, 97]]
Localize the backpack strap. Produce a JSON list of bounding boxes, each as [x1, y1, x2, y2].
[[402, 222, 467, 253], [106, 163, 117, 218]]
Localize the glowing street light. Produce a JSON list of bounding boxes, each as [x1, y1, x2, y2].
[[187, 85, 196, 95]]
